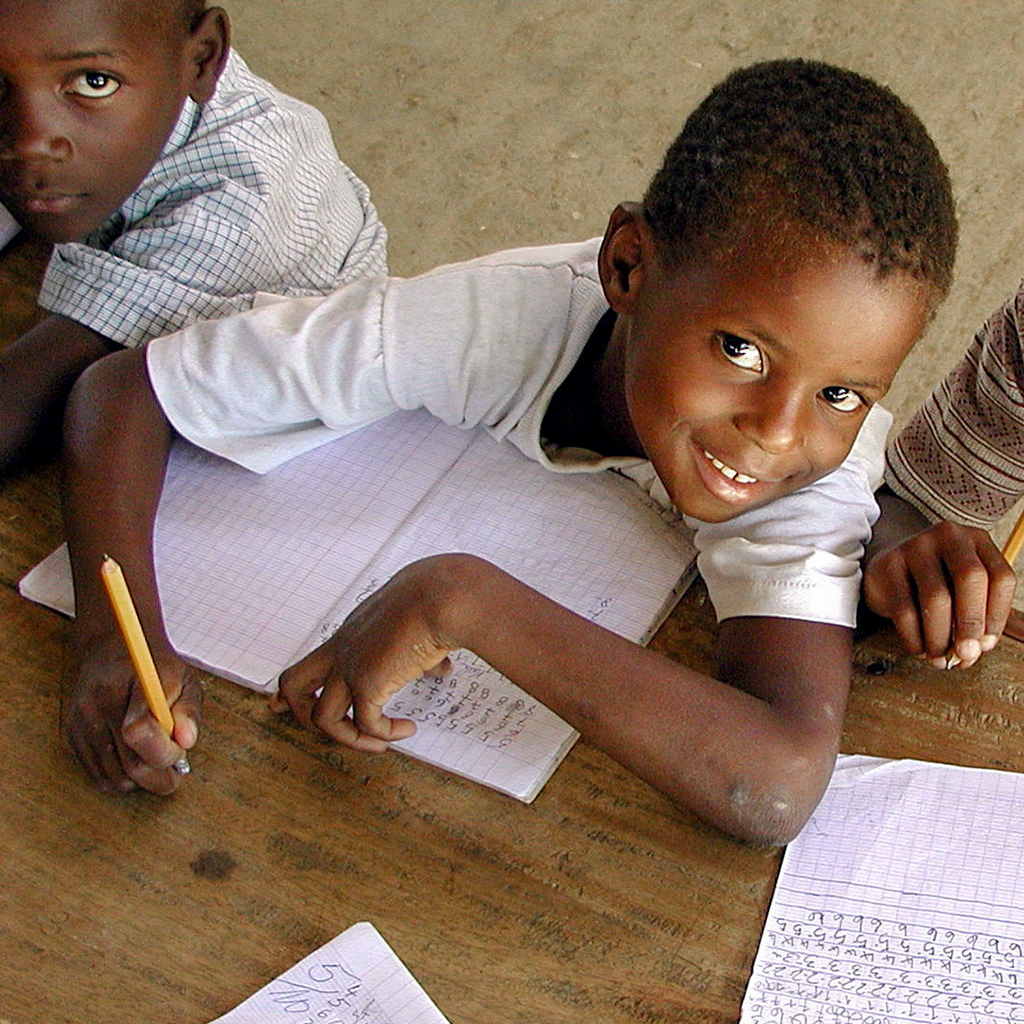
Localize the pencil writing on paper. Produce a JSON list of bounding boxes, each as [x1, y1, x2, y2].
[[21, 413, 697, 800], [99, 554, 190, 775], [740, 755, 1024, 1024]]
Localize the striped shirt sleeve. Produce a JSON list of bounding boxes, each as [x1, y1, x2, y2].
[[886, 286, 1024, 527]]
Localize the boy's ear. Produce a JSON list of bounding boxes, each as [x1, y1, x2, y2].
[[598, 202, 651, 315], [185, 7, 230, 104]]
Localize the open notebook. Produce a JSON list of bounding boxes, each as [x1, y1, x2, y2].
[[21, 410, 697, 801], [209, 921, 450, 1024], [741, 754, 1024, 1023]]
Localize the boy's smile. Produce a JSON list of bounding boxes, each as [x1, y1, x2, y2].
[[596, 210, 930, 523], [0, 0, 225, 243]]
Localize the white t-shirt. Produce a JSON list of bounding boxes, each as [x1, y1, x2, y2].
[[147, 238, 889, 628]]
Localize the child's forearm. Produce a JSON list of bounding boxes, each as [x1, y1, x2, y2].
[[62, 347, 176, 660], [0, 315, 117, 471], [61, 346, 202, 794], [428, 555, 849, 844], [863, 485, 931, 565]]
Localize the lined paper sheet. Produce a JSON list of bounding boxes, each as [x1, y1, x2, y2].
[[741, 754, 1024, 1024], [208, 922, 450, 1024], [21, 410, 696, 801], [0, 204, 17, 250]]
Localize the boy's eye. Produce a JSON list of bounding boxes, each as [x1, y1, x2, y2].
[[719, 334, 764, 373], [67, 72, 120, 99], [821, 386, 864, 413]]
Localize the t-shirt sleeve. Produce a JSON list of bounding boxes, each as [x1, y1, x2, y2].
[[146, 242, 597, 476], [689, 404, 892, 627], [39, 164, 383, 349], [885, 286, 1024, 528], [146, 277, 398, 473], [40, 207, 273, 348]]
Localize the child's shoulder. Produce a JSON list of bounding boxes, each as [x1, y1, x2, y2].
[[411, 238, 603, 285], [189, 48, 328, 146]]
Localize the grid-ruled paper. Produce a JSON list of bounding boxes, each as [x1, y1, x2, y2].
[[208, 922, 450, 1024], [741, 754, 1024, 1024], [20, 410, 696, 801]]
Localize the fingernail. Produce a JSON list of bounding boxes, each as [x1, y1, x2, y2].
[[957, 639, 981, 663], [179, 719, 198, 747], [981, 633, 1000, 652], [930, 655, 951, 670]]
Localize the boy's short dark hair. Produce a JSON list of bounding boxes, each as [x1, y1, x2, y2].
[[643, 58, 957, 305], [178, 0, 208, 31]]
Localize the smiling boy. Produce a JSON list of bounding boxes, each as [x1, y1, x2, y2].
[[0, 0, 385, 468], [60, 60, 956, 844]]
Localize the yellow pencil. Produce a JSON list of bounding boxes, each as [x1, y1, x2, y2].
[[100, 555, 190, 775], [1003, 506, 1024, 566]]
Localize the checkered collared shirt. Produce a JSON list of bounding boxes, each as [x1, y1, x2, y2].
[[39, 49, 387, 347]]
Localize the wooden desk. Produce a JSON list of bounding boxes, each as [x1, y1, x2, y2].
[[3, 240, 1024, 1024]]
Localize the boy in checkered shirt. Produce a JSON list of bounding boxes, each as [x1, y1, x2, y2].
[[0, 0, 386, 470]]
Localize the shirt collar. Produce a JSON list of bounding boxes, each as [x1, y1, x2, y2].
[[162, 96, 202, 156]]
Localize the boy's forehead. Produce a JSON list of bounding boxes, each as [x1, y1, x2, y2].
[[12, 0, 189, 40]]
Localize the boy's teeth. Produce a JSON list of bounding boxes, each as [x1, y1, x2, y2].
[[703, 450, 757, 484]]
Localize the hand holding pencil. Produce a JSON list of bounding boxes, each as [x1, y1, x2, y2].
[[99, 555, 191, 776], [863, 510, 1018, 671]]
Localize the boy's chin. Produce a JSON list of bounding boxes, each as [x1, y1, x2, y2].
[[11, 211, 97, 243], [677, 485, 797, 524], [1, 198, 113, 246]]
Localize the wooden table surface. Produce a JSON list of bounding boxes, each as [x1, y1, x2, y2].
[[4, 236, 1024, 1024]]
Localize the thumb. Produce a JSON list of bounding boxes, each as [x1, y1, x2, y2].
[[170, 673, 204, 749]]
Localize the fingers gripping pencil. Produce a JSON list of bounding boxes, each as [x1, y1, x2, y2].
[[945, 509, 1024, 668], [100, 555, 191, 775]]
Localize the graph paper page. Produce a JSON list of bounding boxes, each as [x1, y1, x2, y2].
[[741, 754, 1024, 1024], [208, 922, 450, 1024]]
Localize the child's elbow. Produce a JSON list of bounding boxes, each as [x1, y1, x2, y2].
[[697, 747, 834, 847], [721, 781, 816, 847]]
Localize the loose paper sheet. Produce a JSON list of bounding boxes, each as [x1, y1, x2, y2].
[[741, 754, 1024, 1023], [0, 204, 19, 250], [208, 922, 450, 1024]]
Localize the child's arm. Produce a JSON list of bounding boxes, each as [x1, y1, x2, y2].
[[61, 347, 200, 793], [0, 315, 118, 470], [863, 486, 1016, 668], [275, 553, 853, 845]]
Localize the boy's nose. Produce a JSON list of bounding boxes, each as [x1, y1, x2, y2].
[[0, 98, 72, 161], [734, 386, 808, 455]]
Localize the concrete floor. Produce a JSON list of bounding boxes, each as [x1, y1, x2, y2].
[[231, 0, 1024, 542]]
